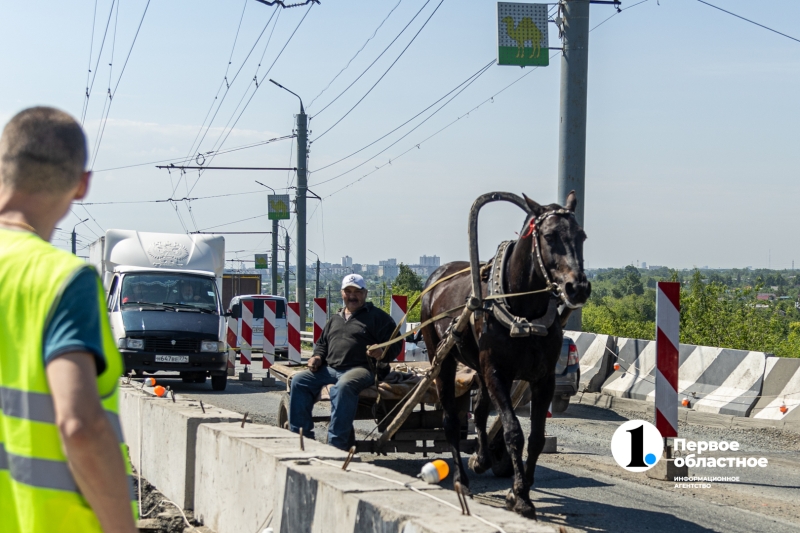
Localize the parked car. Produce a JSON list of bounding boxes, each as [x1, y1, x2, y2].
[[553, 336, 581, 413]]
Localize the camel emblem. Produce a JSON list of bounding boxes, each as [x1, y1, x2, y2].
[[502, 16, 543, 59]]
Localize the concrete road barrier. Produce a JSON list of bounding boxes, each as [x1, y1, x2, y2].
[[750, 357, 800, 422], [601, 338, 766, 417], [194, 422, 553, 533], [118, 385, 241, 509], [119, 383, 553, 532], [564, 331, 616, 393]]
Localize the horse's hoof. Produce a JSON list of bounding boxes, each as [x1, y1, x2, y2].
[[505, 490, 537, 520], [468, 453, 488, 475]]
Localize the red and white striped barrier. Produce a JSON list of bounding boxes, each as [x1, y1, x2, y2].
[[547, 402, 553, 418], [390, 295, 407, 362], [240, 299, 254, 366], [313, 298, 327, 345], [225, 315, 237, 376], [655, 282, 680, 438], [287, 301, 301, 363], [262, 300, 276, 369]]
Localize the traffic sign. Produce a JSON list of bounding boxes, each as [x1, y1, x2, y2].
[[268, 194, 291, 220], [497, 2, 549, 67]]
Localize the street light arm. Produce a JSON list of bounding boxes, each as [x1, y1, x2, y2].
[[269, 79, 304, 113], [255, 180, 276, 194]]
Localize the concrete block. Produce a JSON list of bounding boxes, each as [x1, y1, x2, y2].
[[541, 435, 557, 453], [239, 371, 253, 381], [118, 384, 241, 510], [194, 422, 554, 533], [646, 458, 688, 481], [686, 410, 734, 429], [262, 376, 277, 387], [609, 396, 648, 413]]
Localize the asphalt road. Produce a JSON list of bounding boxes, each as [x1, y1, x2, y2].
[[161, 362, 800, 533]]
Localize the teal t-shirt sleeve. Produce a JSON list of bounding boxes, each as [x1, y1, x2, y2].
[[43, 267, 107, 375]]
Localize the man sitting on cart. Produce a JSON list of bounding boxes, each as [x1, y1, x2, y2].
[[289, 273, 400, 450]]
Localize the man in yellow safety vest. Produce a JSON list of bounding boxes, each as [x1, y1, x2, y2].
[[0, 107, 137, 533]]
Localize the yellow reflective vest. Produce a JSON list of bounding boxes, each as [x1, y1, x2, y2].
[[0, 228, 136, 532]]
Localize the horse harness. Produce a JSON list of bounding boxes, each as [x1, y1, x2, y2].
[[480, 207, 580, 338]]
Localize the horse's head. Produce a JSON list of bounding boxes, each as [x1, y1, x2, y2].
[[520, 190, 591, 308]]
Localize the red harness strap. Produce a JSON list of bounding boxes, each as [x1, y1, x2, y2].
[[521, 218, 536, 239]]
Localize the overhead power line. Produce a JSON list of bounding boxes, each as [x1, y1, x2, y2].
[[323, 53, 557, 198], [81, 0, 117, 125], [186, 2, 315, 197], [696, 0, 800, 44], [254, 0, 320, 8], [77, 188, 278, 206], [313, 0, 446, 141], [180, 4, 281, 187], [314, 59, 493, 188], [312, 59, 494, 175], [89, 0, 153, 169], [311, 0, 432, 118], [93, 134, 294, 173], [308, 0, 404, 110]]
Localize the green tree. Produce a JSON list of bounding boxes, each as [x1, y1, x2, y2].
[[394, 264, 423, 292]]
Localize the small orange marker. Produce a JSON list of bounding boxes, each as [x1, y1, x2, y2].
[[145, 377, 156, 387], [154, 385, 166, 397], [682, 398, 690, 407], [613, 363, 621, 371], [780, 404, 788, 414]]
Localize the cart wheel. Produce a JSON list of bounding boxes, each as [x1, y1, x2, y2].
[[278, 392, 291, 430], [490, 431, 514, 478], [552, 396, 570, 413]]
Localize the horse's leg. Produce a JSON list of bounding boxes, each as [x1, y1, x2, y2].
[[467, 375, 492, 474], [438, 353, 470, 492], [485, 360, 536, 519], [525, 374, 555, 490]]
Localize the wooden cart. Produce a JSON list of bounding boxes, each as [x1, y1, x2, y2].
[[270, 361, 477, 456]]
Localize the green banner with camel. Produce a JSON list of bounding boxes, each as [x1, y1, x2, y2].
[[497, 2, 550, 67]]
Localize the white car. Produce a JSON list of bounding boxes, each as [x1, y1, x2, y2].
[[228, 295, 289, 356]]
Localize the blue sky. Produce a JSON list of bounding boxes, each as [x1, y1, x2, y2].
[[1, 0, 798, 270]]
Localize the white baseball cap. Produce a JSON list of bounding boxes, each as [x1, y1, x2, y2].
[[341, 273, 366, 290]]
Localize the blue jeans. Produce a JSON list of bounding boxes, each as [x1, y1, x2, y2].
[[289, 365, 374, 450]]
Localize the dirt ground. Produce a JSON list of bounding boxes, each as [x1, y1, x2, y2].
[[133, 473, 204, 533]]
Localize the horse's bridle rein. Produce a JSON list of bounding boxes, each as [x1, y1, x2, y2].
[[525, 207, 585, 310]]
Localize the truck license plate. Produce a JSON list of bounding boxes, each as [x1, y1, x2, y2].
[[155, 355, 189, 363]]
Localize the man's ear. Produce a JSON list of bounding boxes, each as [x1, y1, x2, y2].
[[74, 171, 91, 201]]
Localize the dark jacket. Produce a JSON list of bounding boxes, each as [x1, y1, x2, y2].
[[314, 302, 400, 375]]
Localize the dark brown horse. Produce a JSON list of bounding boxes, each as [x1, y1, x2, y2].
[[420, 191, 591, 519]]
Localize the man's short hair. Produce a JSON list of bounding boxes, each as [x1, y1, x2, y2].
[[0, 107, 87, 194]]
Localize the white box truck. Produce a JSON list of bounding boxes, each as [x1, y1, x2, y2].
[[89, 230, 229, 390]]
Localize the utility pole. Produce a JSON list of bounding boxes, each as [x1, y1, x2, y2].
[[272, 220, 279, 295], [315, 257, 320, 298], [71, 218, 88, 255], [557, 0, 590, 331], [269, 79, 308, 331], [284, 232, 290, 302], [296, 106, 308, 330]]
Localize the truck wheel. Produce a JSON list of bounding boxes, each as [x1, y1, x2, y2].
[[211, 374, 227, 391], [278, 393, 290, 430], [552, 396, 570, 414]]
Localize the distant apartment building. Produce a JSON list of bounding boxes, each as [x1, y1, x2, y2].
[[419, 255, 440, 267], [378, 264, 399, 280], [342, 255, 353, 268], [379, 258, 397, 267]]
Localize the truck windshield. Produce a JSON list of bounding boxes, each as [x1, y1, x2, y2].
[[121, 274, 218, 313]]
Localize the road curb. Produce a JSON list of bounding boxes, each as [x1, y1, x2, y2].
[[574, 392, 800, 433]]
